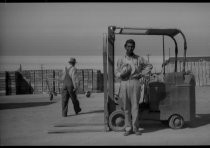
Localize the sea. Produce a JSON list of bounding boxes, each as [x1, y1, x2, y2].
[[0, 55, 164, 73]]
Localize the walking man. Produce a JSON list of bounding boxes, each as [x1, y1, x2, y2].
[[115, 39, 153, 136], [61, 57, 81, 117]]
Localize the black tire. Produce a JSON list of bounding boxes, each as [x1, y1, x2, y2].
[[169, 114, 184, 129], [108, 110, 126, 132]]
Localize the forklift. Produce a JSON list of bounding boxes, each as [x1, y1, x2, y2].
[[103, 26, 196, 131]]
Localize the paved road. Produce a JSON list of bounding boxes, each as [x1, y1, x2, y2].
[[0, 87, 210, 145]]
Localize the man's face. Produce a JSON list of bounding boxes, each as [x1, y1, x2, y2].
[[125, 42, 135, 56], [69, 62, 76, 66]]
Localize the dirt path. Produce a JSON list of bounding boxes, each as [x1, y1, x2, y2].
[[0, 86, 210, 145]]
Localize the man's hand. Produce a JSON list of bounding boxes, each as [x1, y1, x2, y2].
[[139, 73, 143, 78], [115, 71, 121, 78], [131, 73, 143, 79]]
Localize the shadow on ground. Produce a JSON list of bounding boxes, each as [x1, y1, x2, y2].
[[48, 128, 105, 134], [139, 121, 167, 133], [67, 109, 104, 117], [54, 123, 104, 127], [49, 113, 210, 134], [49, 109, 104, 134], [139, 114, 210, 133], [186, 114, 210, 128], [0, 101, 56, 110]]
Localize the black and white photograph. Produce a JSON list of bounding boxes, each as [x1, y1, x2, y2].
[[0, 2, 210, 146]]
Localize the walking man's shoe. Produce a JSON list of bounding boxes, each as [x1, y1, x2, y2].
[[123, 130, 133, 136], [75, 108, 82, 115]]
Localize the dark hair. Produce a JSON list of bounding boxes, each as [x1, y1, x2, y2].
[[124, 39, 135, 47]]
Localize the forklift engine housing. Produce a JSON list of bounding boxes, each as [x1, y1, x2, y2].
[[149, 72, 196, 121]]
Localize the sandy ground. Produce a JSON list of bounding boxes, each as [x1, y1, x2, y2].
[[0, 86, 210, 146]]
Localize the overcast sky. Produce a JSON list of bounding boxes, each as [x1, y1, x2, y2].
[[0, 3, 210, 56]]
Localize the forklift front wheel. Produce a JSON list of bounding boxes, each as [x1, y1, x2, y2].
[[169, 114, 184, 129], [108, 110, 126, 132]]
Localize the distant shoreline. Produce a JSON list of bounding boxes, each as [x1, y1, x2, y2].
[[0, 55, 206, 72]]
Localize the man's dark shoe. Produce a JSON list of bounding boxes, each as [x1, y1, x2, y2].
[[134, 130, 142, 135], [123, 130, 133, 136], [76, 108, 82, 115]]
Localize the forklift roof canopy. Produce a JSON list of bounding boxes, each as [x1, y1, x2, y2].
[[108, 26, 187, 72], [113, 27, 181, 37]]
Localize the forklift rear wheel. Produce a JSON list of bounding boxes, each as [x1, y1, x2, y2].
[[169, 114, 184, 129], [108, 110, 126, 132]]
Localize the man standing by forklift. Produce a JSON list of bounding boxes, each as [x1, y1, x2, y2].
[[115, 39, 153, 136], [60, 57, 82, 117]]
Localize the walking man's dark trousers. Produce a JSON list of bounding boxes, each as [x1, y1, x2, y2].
[[61, 68, 81, 117]]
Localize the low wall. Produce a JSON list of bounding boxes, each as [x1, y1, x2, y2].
[[0, 69, 104, 96]]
